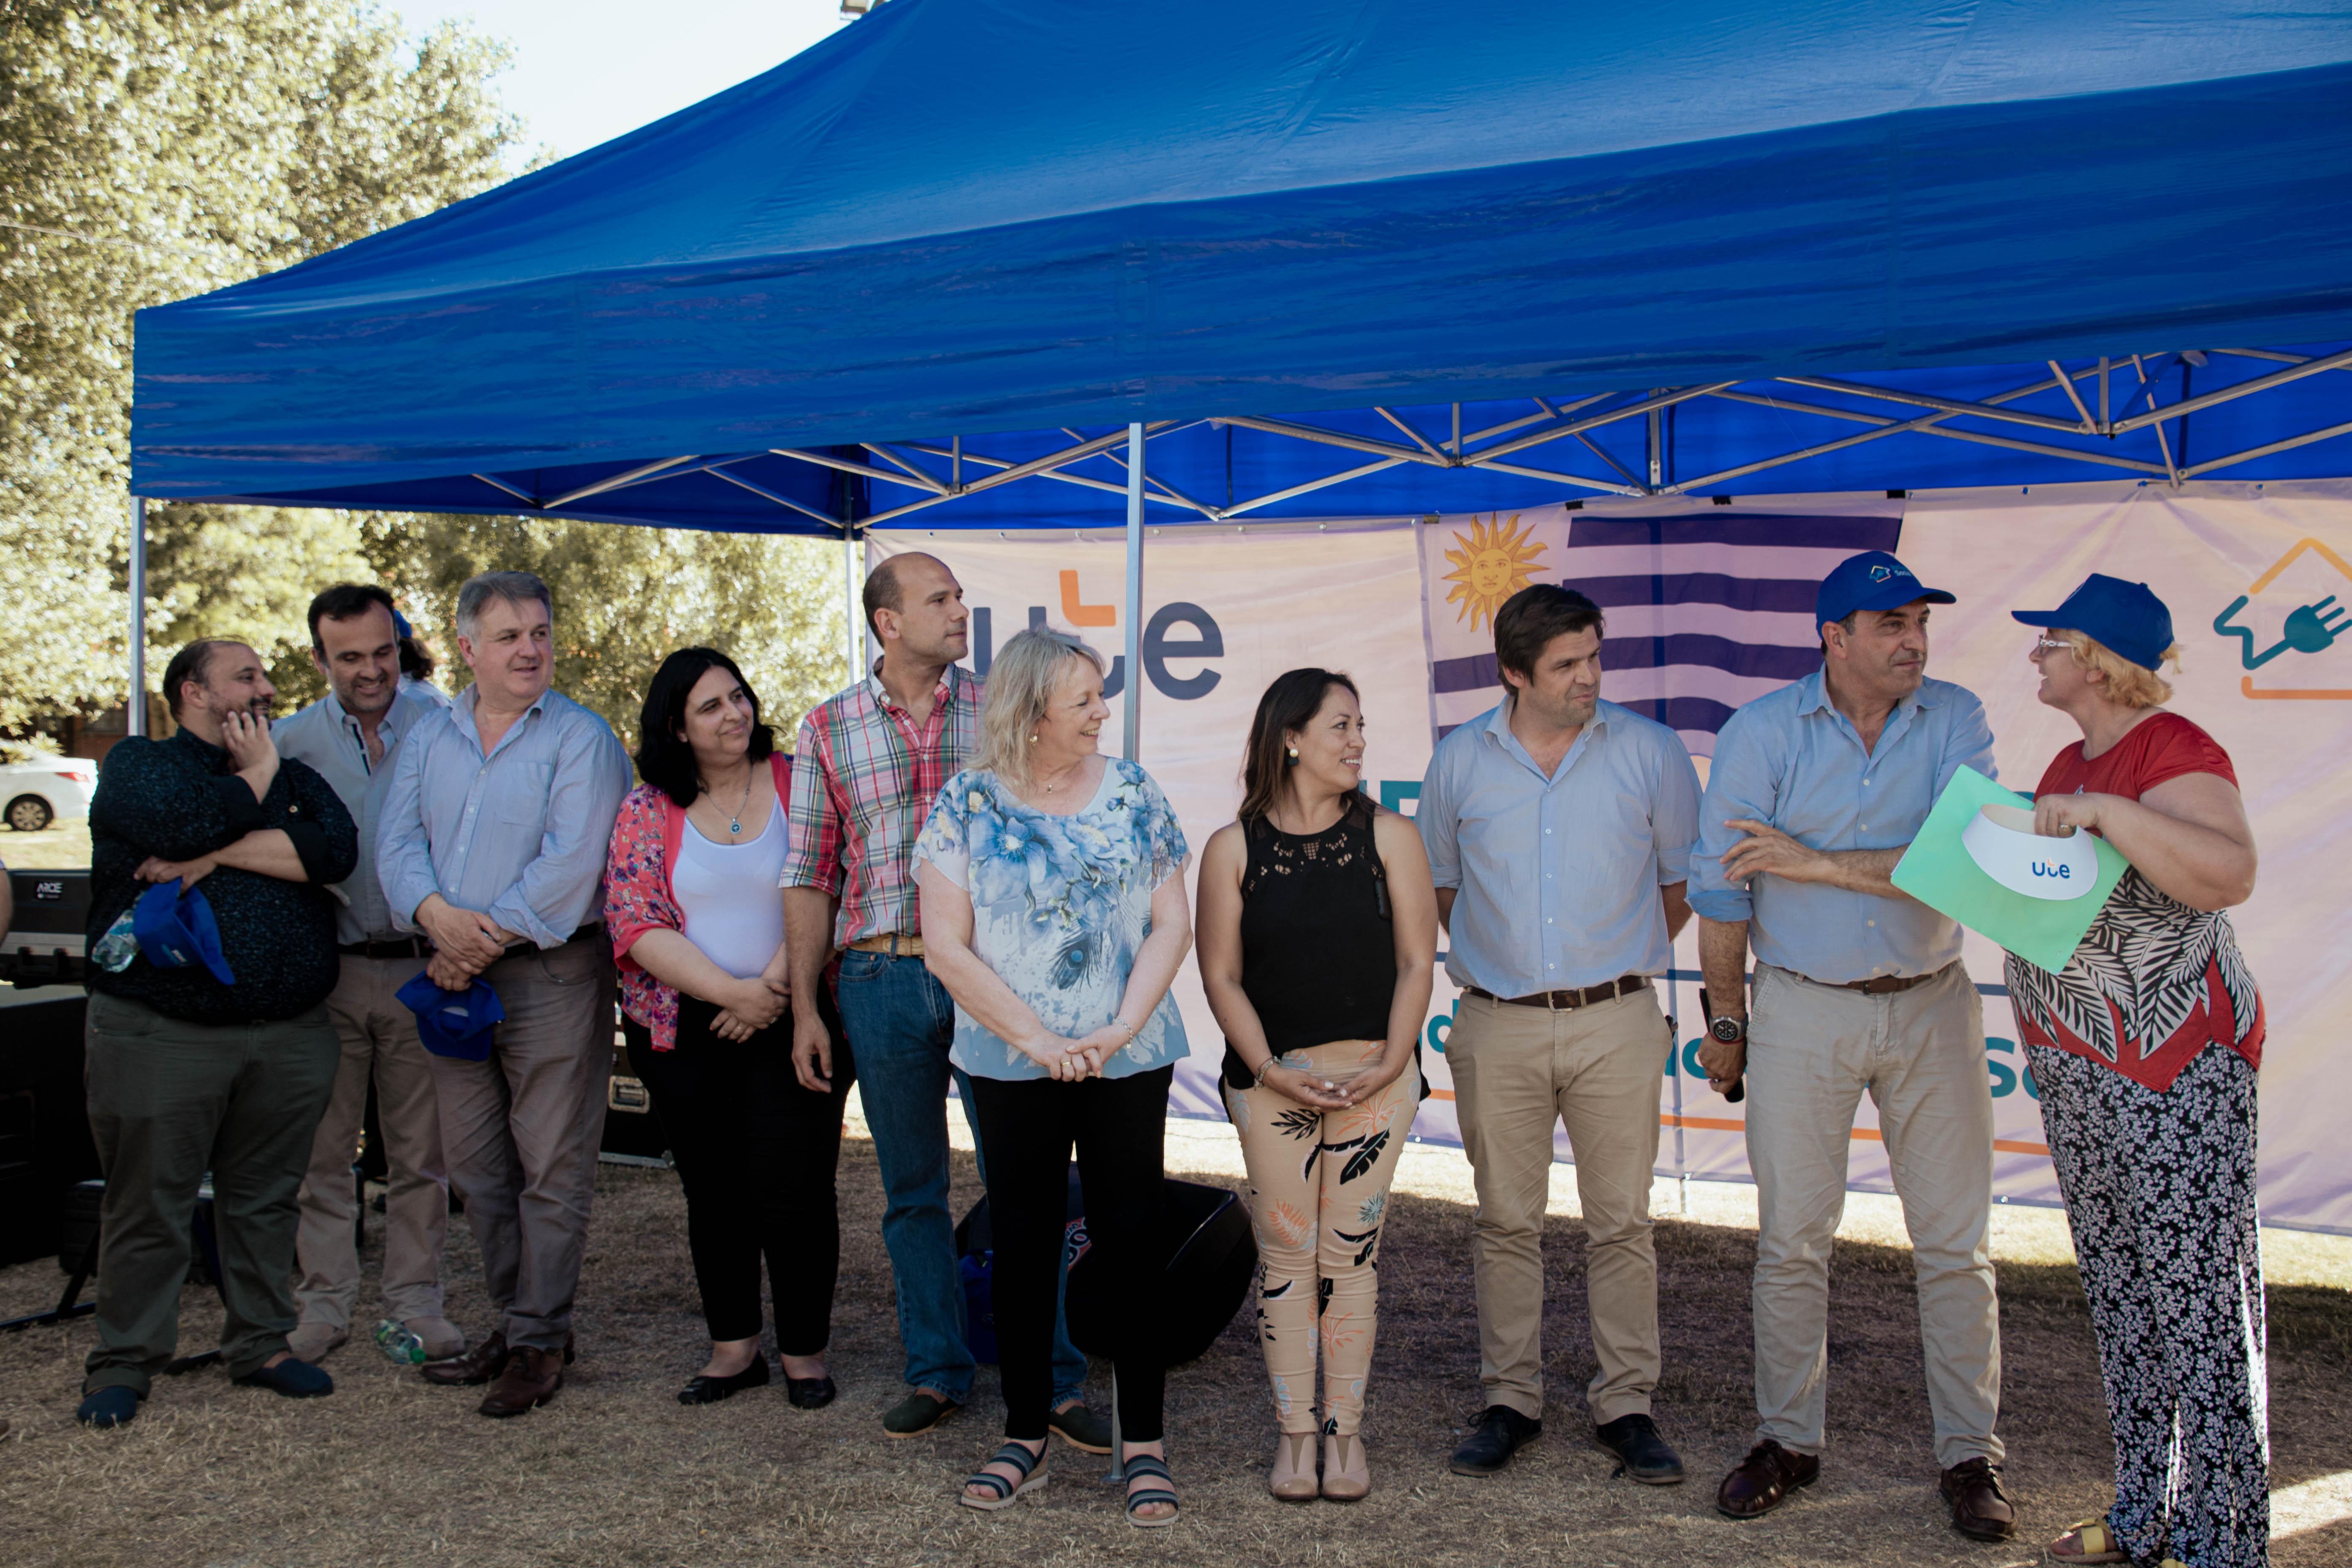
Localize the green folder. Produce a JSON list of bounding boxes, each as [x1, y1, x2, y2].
[[1889, 765, 2129, 973]]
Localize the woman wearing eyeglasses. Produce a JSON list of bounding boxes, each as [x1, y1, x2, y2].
[[2007, 578, 2267, 1568]]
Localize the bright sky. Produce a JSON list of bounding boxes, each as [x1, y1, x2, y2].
[[389, 0, 852, 163]]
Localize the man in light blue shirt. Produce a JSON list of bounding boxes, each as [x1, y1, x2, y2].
[[1689, 551, 2016, 1542], [1418, 584, 1699, 1485], [273, 585, 463, 1369], [377, 571, 631, 1420]]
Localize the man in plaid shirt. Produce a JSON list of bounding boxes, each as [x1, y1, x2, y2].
[[782, 552, 1103, 1448]]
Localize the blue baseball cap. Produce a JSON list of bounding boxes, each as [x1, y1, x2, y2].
[[1816, 550, 1957, 628], [131, 882, 237, 987], [2011, 574, 2175, 672], [394, 972, 506, 1061]]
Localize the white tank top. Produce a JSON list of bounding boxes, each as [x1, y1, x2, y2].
[[673, 804, 787, 980]]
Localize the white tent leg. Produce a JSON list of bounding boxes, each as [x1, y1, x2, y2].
[[843, 528, 863, 681], [128, 495, 147, 736], [1122, 422, 1143, 762]]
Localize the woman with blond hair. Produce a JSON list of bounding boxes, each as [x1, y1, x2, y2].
[[1196, 668, 1436, 1503], [912, 627, 1194, 1527], [2006, 576, 2269, 1568]]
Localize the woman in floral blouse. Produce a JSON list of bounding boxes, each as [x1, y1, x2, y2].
[[913, 627, 1193, 1527], [604, 648, 852, 1410], [2006, 578, 2268, 1568]]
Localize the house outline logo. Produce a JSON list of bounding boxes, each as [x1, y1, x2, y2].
[[2212, 538, 2352, 700]]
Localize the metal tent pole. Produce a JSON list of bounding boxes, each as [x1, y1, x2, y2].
[[843, 527, 863, 681], [1122, 422, 1143, 762], [127, 495, 147, 736]]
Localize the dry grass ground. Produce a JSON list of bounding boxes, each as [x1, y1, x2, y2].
[[2, 1111, 2347, 1568]]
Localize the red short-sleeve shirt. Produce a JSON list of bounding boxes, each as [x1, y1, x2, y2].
[[2032, 710, 2238, 803], [2011, 711, 2262, 1088]]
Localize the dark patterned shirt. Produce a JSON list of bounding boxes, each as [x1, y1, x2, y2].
[[87, 728, 356, 1024]]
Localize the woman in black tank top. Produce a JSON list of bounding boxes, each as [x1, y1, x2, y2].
[[1196, 668, 1438, 1504]]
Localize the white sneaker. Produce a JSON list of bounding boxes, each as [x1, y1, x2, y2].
[[407, 1316, 466, 1360], [286, 1323, 348, 1364]]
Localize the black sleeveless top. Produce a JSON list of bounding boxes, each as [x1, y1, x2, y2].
[[1222, 798, 1425, 1097]]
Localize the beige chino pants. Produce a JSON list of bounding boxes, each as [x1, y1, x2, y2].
[[1448, 986, 1672, 1424], [1745, 960, 2002, 1469], [293, 952, 450, 1334]]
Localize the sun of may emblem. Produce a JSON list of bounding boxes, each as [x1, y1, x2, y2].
[[1442, 513, 1546, 630]]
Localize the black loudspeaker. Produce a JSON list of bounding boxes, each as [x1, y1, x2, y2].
[[2, 867, 89, 988], [0, 995, 101, 1267], [1067, 1178, 1257, 1367]]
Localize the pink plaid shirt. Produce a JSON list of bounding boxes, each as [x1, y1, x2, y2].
[[780, 662, 983, 948]]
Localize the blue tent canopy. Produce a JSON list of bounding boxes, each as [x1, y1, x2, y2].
[[131, 0, 2352, 534]]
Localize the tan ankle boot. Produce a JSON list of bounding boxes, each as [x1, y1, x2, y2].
[[1321, 1431, 1369, 1501], [1269, 1431, 1319, 1501]]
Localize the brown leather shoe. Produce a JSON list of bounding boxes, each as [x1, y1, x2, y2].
[[1715, 1440, 1820, 1520], [1940, 1456, 2018, 1541], [478, 1346, 564, 1418], [419, 1330, 508, 1387]]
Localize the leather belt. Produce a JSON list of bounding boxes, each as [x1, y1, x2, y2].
[[1463, 974, 1649, 1012], [847, 931, 924, 957], [340, 936, 428, 960], [1800, 963, 1947, 996]]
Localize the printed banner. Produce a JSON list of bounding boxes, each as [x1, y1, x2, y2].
[[877, 479, 2352, 1233]]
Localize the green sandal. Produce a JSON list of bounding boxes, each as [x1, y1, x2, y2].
[[959, 1440, 1048, 1512], [1122, 1453, 1180, 1528]]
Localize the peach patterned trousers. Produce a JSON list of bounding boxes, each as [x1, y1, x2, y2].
[[1224, 1038, 1420, 1437]]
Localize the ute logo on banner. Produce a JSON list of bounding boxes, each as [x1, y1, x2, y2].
[[967, 569, 1225, 701]]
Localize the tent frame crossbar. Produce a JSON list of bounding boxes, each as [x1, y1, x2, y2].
[[442, 347, 2352, 537]]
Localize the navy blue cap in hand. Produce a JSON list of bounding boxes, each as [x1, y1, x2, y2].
[[2011, 574, 2175, 672], [395, 972, 505, 1061], [1816, 550, 1957, 629], [131, 882, 237, 987]]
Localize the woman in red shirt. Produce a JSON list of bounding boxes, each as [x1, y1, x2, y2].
[[2006, 577, 2266, 1568]]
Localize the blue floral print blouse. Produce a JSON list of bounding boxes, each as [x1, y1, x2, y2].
[[913, 757, 1191, 1081]]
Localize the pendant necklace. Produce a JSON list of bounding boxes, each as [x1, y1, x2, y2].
[[708, 770, 754, 836]]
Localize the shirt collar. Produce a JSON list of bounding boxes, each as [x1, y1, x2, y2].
[[1800, 667, 1940, 721], [867, 658, 956, 715], [323, 688, 413, 742], [1481, 693, 1609, 767]]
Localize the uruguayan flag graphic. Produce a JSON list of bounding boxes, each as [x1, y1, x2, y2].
[[1419, 499, 1903, 759]]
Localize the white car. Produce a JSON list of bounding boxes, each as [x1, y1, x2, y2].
[[1, 755, 98, 833]]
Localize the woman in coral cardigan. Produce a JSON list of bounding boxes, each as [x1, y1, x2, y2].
[[605, 647, 852, 1409]]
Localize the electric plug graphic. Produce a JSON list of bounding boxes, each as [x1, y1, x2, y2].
[[2213, 593, 2349, 670]]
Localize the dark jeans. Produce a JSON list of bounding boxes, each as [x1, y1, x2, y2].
[[833, 948, 1087, 1405], [966, 1065, 1174, 1444], [627, 991, 853, 1352], [82, 992, 341, 1394]]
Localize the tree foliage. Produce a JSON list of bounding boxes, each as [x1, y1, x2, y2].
[[363, 512, 849, 751], [0, 3, 853, 744]]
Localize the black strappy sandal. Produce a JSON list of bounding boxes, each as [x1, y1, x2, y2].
[[958, 1439, 1048, 1512], [1122, 1452, 1181, 1528]]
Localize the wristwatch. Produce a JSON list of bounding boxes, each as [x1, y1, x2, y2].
[[1710, 1014, 1748, 1045]]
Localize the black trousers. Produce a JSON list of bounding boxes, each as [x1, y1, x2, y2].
[[966, 1065, 1173, 1443], [626, 989, 853, 1351]]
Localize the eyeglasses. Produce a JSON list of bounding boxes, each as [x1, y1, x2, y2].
[[2031, 637, 2072, 658]]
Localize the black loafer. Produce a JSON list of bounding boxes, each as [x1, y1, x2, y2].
[[678, 1357, 770, 1405], [1594, 1413, 1685, 1484], [1448, 1405, 1542, 1476], [786, 1374, 836, 1410]]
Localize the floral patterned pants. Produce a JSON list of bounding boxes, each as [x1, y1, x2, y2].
[[1225, 1040, 1419, 1436], [2032, 1042, 2270, 1568]]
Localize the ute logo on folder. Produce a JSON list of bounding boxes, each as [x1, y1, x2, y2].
[[1890, 767, 2129, 974]]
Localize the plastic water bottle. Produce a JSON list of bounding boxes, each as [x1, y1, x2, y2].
[[374, 1318, 426, 1365], [93, 908, 140, 972]]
